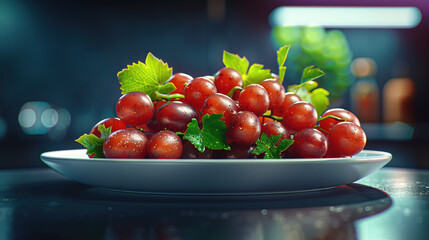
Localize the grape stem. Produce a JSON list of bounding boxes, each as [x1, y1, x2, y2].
[[227, 86, 243, 98], [317, 115, 347, 122], [261, 114, 283, 121], [317, 126, 330, 134], [154, 91, 185, 101]]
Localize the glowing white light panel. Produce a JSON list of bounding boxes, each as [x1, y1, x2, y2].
[[270, 7, 421, 28]]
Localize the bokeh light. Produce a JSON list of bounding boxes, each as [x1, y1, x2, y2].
[[18, 102, 70, 138]]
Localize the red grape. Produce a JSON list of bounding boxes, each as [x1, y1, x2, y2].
[[89, 117, 127, 137], [153, 100, 168, 112], [326, 122, 366, 157], [181, 140, 214, 159], [214, 67, 243, 95], [116, 92, 154, 126], [103, 128, 148, 158], [232, 89, 241, 101], [147, 130, 183, 159], [260, 79, 285, 110], [319, 108, 361, 133], [202, 93, 238, 126], [155, 101, 198, 133], [228, 111, 261, 145], [258, 116, 274, 127], [202, 75, 215, 82], [282, 101, 318, 131], [184, 77, 217, 109], [286, 128, 328, 158], [165, 73, 193, 95], [261, 121, 290, 141], [216, 143, 257, 159], [272, 92, 301, 117], [238, 84, 269, 116]]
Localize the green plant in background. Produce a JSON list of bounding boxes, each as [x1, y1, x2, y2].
[[272, 26, 354, 100]]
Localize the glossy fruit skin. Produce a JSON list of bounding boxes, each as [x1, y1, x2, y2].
[[155, 101, 198, 133], [165, 73, 193, 95], [202, 93, 238, 126], [103, 128, 148, 159], [202, 75, 215, 81], [282, 101, 318, 131], [319, 108, 361, 133], [147, 130, 183, 159], [258, 116, 274, 127], [116, 92, 154, 126], [228, 111, 261, 146], [260, 79, 285, 110], [238, 84, 270, 116], [184, 77, 217, 110], [89, 117, 127, 138], [326, 122, 366, 158], [216, 143, 257, 159], [272, 92, 301, 117], [181, 140, 214, 159], [153, 100, 168, 111], [261, 121, 290, 141], [145, 100, 168, 131], [214, 67, 243, 95], [232, 89, 241, 101], [287, 128, 328, 158]]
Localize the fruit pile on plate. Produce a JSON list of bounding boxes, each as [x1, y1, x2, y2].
[[76, 46, 366, 160]]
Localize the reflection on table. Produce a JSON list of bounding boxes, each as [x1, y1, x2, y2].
[[0, 168, 428, 239]]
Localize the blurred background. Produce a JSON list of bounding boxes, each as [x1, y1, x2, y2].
[[1, 0, 428, 168]]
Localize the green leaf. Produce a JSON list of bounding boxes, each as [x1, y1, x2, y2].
[[158, 82, 177, 95], [251, 133, 294, 159], [267, 134, 282, 147], [277, 45, 290, 83], [222, 51, 271, 87], [75, 125, 112, 158], [310, 88, 330, 116], [183, 114, 230, 152], [98, 125, 112, 139], [277, 138, 294, 153], [288, 65, 330, 117], [244, 64, 272, 87], [265, 149, 277, 159], [145, 53, 172, 84], [288, 82, 330, 116], [300, 65, 325, 83], [223, 51, 249, 76], [252, 140, 269, 156], [300, 80, 318, 92], [118, 52, 173, 100]]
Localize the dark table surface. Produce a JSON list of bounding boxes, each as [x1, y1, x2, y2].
[[0, 167, 428, 240]]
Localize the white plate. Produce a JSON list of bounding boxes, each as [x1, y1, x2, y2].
[[40, 149, 391, 195]]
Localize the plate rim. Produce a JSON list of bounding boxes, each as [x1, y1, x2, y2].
[[41, 149, 392, 165], [40, 149, 392, 195]]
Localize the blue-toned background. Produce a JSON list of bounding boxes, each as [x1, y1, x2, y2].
[[1, 0, 429, 168]]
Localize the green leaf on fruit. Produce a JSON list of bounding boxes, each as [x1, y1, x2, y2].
[[252, 133, 294, 159], [75, 125, 112, 158], [288, 81, 330, 117], [245, 64, 272, 86], [223, 51, 249, 76], [310, 88, 330, 116], [277, 45, 290, 83], [222, 51, 272, 87], [300, 65, 325, 83], [289, 65, 330, 117], [118, 52, 175, 100], [183, 114, 230, 152]]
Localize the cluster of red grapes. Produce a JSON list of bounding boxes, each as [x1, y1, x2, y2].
[[87, 67, 366, 159]]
